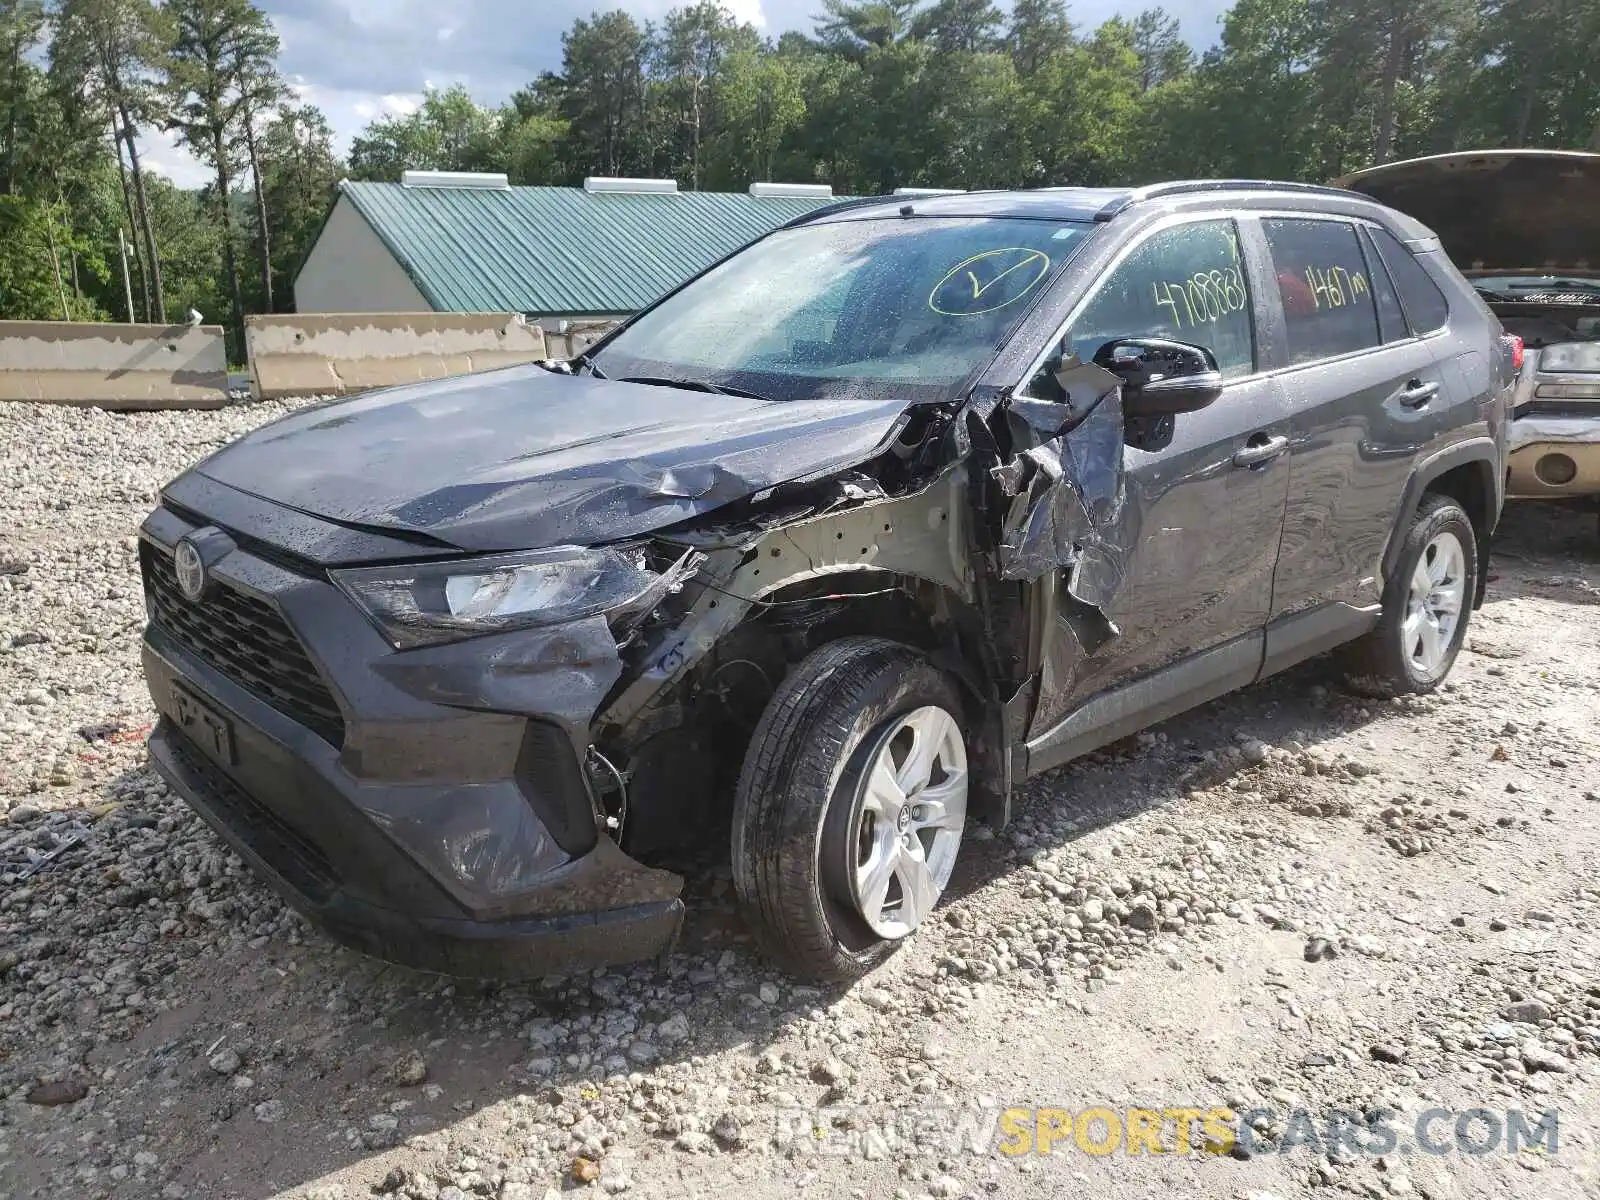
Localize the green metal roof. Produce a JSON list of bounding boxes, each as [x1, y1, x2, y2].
[[332, 182, 843, 316]]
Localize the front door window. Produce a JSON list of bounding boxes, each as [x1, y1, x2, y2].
[[1058, 219, 1256, 380]]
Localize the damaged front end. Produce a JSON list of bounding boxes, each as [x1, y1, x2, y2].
[[141, 358, 1137, 980], [581, 363, 1133, 862]]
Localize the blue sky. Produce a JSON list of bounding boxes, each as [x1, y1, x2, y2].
[[143, 0, 1233, 185]]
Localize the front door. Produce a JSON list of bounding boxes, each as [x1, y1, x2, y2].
[[1024, 216, 1294, 739]]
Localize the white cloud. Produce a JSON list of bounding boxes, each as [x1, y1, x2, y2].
[[137, 127, 212, 189]]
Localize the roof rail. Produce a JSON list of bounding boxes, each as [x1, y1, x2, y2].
[[779, 194, 899, 228], [1093, 179, 1361, 222]]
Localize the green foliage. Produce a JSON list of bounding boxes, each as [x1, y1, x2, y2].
[[348, 85, 501, 180], [0, 194, 106, 319], [4, 0, 1600, 330]]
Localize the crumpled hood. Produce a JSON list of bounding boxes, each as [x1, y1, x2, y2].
[[193, 365, 914, 552], [1337, 149, 1600, 274]]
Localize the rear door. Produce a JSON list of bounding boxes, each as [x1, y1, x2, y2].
[[1254, 215, 1451, 647], [1023, 215, 1294, 739]]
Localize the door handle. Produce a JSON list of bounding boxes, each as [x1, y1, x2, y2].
[[1232, 434, 1289, 468], [1397, 379, 1440, 408]]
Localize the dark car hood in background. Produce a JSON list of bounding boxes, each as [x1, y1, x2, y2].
[[1337, 149, 1600, 274], [191, 366, 915, 553]]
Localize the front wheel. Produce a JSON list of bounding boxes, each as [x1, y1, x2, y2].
[[1339, 493, 1477, 695], [731, 637, 969, 983]]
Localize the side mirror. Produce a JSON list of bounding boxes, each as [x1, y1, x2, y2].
[[1092, 337, 1224, 417]]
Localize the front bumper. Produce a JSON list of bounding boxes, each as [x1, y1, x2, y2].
[[1507, 416, 1600, 498], [139, 497, 683, 979], [149, 719, 682, 976]]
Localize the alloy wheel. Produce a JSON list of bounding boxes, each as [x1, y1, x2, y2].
[[845, 705, 968, 940], [1403, 529, 1467, 675]]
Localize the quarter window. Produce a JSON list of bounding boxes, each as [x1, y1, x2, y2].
[[1059, 219, 1255, 379], [1362, 228, 1410, 343], [1368, 225, 1450, 335], [1262, 218, 1381, 364]]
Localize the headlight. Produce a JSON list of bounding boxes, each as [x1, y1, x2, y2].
[[333, 546, 662, 649]]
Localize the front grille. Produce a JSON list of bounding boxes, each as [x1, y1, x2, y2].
[[142, 542, 346, 745], [166, 729, 338, 903]]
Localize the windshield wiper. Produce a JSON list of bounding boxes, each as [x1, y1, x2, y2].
[[573, 352, 607, 379], [617, 375, 774, 402], [1506, 279, 1600, 295]]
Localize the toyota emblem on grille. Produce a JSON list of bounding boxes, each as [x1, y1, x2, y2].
[[174, 538, 207, 602]]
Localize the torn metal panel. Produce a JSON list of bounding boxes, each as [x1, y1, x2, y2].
[[598, 466, 974, 738], [991, 361, 1134, 617]]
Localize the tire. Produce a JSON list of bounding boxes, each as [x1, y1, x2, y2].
[[1338, 493, 1477, 696], [731, 637, 969, 983]]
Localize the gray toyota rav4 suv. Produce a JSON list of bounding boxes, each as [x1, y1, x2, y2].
[[140, 181, 1512, 983]]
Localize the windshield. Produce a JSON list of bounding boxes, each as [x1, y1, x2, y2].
[[594, 216, 1095, 403]]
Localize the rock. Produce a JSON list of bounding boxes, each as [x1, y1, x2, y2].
[[1303, 938, 1338, 962], [571, 1157, 601, 1184], [928, 1176, 963, 1198], [1126, 900, 1158, 931], [208, 1048, 243, 1076], [626, 1040, 659, 1066], [253, 1098, 285, 1122], [674, 1130, 713, 1153], [1080, 898, 1105, 923], [1525, 909, 1557, 923], [657, 1012, 690, 1043], [6, 803, 41, 826], [1385, 1176, 1413, 1196], [758, 981, 780, 1005], [812, 1056, 848, 1085], [600, 1172, 633, 1194], [1349, 934, 1387, 957], [389, 1050, 428, 1087], [1521, 1041, 1570, 1074], [712, 1111, 745, 1148], [26, 1078, 88, 1106], [1504, 999, 1551, 1024], [1370, 1043, 1407, 1064]]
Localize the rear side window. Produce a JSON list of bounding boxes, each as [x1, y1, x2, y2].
[[1369, 225, 1450, 334], [1361, 228, 1409, 343], [1262, 218, 1381, 364]]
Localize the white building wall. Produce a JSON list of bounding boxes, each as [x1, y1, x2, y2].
[[294, 196, 432, 314]]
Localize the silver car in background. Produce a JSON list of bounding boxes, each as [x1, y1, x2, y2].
[[1342, 149, 1600, 509]]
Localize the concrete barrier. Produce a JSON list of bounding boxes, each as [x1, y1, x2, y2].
[[542, 319, 620, 360], [246, 313, 551, 400], [0, 321, 229, 409]]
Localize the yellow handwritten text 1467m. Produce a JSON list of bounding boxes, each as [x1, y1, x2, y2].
[[1303, 264, 1369, 310]]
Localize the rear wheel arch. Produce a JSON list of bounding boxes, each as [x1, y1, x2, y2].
[[1384, 442, 1500, 609]]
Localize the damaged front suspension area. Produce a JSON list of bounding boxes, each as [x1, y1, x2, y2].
[[585, 467, 986, 858]]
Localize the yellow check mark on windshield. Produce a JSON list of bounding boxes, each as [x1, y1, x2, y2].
[[967, 252, 1047, 300]]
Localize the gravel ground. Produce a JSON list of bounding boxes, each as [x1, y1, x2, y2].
[[2, 399, 1599, 1200]]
